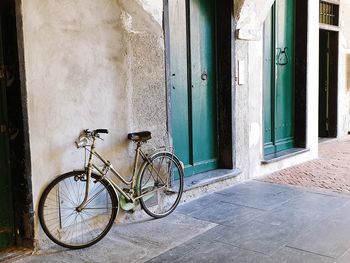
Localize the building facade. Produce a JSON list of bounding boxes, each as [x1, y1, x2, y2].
[[0, 0, 349, 251]]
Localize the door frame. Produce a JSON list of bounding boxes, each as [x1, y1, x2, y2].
[[318, 29, 338, 138], [164, 0, 235, 171]]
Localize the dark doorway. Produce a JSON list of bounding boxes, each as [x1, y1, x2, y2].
[[319, 30, 338, 138], [0, 0, 33, 250]]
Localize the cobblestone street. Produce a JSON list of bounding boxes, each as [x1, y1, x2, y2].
[[262, 136, 350, 194]]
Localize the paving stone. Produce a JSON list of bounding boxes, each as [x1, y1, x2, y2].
[[185, 201, 264, 227], [215, 181, 303, 211], [336, 248, 350, 263], [183, 225, 238, 246], [213, 220, 297, 256], [148, 240, 274, 263], [278, 191, 348, 214], [146, 242, 196, 263], [176, 192, 229, 215], [287, 209, 350, 258], [271, 246, 335, 263], [217, 180, 298, 196], [255, 191, 350, 229]]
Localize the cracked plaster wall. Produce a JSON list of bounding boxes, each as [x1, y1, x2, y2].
[[21, 0, 166, 247]]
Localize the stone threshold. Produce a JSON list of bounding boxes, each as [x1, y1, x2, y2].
[[262, 148, 310, 164], [0, 247, 33, 262], [183, 169, 241, 191], [318, 137, 337, 144]]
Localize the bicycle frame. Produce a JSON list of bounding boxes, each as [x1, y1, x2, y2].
[[77, 136, 167, 211]]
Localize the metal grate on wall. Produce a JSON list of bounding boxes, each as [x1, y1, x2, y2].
[[320, 1, 339, 26]]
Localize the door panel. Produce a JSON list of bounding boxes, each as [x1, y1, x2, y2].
[[264, 0, 295, 155], [170, 0, 218, 177], [190, 0, 217, 173], [275, 0, 294, 151], [0, 11, 15, 249], [169, 0, 191, 166]]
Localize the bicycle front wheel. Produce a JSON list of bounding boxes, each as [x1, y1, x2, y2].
[[138, 152, 184, 218], [38, 171, 118, 249]]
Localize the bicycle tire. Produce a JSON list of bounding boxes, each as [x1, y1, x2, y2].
[[38, 171, 118, 249], [138, 151, 184, 218]]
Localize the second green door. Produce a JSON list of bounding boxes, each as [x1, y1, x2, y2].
[[264, 0, 295, 156], [169, 0, 218, 177]]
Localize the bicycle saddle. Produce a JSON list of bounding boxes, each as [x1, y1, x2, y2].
[[127, 131, 152, 142]]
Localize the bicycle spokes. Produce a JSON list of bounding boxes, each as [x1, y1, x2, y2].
[[139, 153, 184, 218], [39, 172, 117, 248]]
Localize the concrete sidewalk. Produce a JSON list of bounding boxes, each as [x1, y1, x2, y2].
[[15, 180, 350, 263]]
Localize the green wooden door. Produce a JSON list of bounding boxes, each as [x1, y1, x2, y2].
[[169, 0, 218, 177], [0, 13, 15, 250], [264, 0, 295, 156]]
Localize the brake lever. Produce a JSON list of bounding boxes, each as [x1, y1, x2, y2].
[[96, 134, 104, 141]]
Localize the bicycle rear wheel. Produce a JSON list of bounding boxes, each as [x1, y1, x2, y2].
[[138, 152, 184, 218], [38, 171, 118, 249]]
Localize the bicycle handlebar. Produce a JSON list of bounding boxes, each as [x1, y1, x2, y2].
[[76, 129, 108, 148], [84, 129, 109, 136], [94, 129, 109, 134]]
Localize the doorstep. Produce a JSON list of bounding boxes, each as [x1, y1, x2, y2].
[[0, 247, 32, 262], [183, 169, 241, 191], [262, 148, 310, 164]]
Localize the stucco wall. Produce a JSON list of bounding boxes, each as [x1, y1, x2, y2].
[[338, 0, 350, 136], [21, 0, 166, 245], [234, 0, 274, 40]]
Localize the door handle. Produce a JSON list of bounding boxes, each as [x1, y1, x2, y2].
[[276, 47, 289, 66], [201, 71, 208, 81], [172, 73, 176, 89]]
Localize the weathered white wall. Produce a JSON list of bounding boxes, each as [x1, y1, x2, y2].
[[234, 0, 275, 40], [21, 0, 166, 246]]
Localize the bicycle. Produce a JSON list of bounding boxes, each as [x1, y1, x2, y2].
[[38, 129, 184, 249]]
